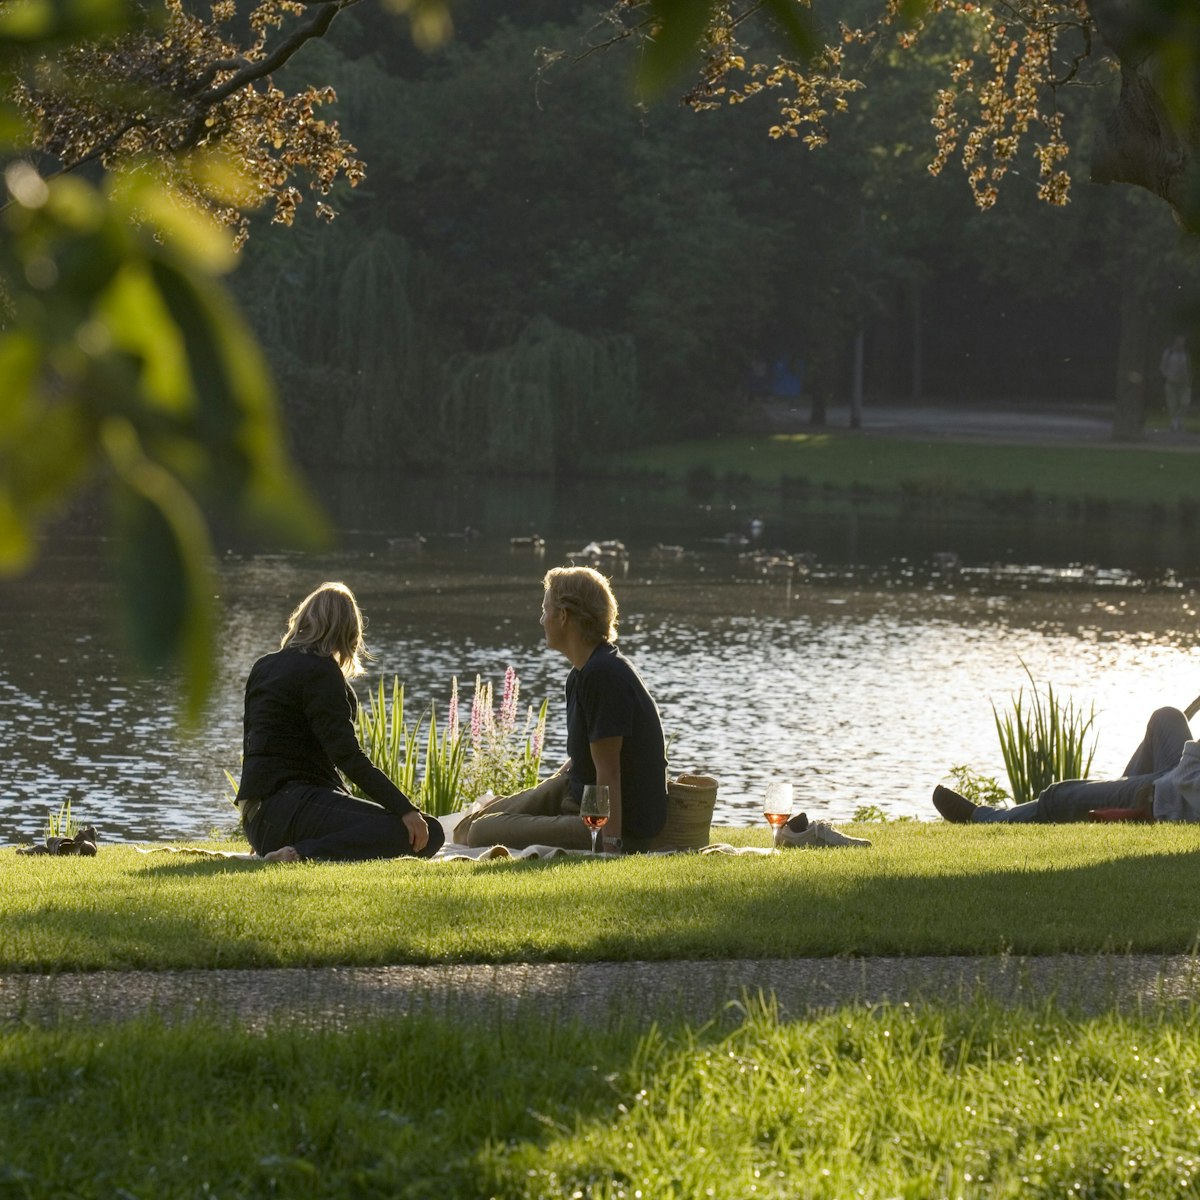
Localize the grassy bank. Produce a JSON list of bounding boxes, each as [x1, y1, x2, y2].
[[615, 433, 1200, 512], [2, 1001, 1198, 1198], [5, 824, 1200, 970]]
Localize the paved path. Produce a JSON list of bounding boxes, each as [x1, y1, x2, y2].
[[753, 399, 1200, 450], [5, 955, 1200, 1029]]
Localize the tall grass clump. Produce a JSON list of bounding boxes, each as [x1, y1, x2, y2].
[[993, 663, 1097, 805], [43, 799, 78, 840], [355, 668, 546, 817], [356, 676, 421, 798]]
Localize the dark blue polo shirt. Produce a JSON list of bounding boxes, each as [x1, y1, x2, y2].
[[565, 642, 667, 841]]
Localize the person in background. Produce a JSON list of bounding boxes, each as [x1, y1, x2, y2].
[[1160, 334, 1192, 433], [456, 565, 668, 853], [932, 706, 1196, 824], [236, 581, 444, 862]]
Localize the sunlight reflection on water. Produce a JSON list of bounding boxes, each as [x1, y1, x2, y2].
[[2, 532, 1199, 844]]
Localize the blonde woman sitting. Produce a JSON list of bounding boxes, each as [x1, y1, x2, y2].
[[235, 581, 443, 862]]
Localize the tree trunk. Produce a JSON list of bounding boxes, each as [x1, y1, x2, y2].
[[1088, 0, 1199, 233], [910, 282, 924, 402], [850, 325, 864, 429]]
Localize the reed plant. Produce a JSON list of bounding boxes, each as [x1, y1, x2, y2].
[[355, 669, 546, 817], [419, 701, 466, 815], [43, 799, 78, 841], [356, 677, 421, 798], [993, 664, 1098, 805]]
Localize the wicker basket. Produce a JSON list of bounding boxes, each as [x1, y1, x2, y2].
[[651, 773, 718, 851]]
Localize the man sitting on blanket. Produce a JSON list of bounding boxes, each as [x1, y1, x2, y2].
[[454, 566, 668, 854]]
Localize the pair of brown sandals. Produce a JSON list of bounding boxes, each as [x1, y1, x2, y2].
[[17, 827, 99, 856]]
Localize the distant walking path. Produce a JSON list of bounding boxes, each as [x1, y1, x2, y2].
[[754, 400, 1200, 450], [4, 955, 1200, 1029]]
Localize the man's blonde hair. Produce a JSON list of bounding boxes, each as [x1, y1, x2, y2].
[[543, 566, 618, 644], [281, 581, 367, 678]]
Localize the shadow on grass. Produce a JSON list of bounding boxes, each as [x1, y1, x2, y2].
[[588, 844, 1200, 959]]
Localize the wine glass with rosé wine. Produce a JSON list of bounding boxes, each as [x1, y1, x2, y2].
[[763, 781, 794, 837], [580, 784, 611, 854]]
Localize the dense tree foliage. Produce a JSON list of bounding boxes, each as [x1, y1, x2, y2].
[[613, 0, 1200, 232], [232, 1, 1195, 467]]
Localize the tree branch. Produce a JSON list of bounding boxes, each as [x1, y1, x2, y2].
[[204, 1, 341, 108], [173, 0, 346, 153]]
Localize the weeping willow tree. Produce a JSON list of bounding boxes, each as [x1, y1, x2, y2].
[[248, 226, 436, 465], [247, 229, 639, 471], [438, 316, 640, 471]]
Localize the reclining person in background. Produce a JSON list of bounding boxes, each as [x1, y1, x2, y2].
[[932, 706, 1199, 824], [455, 565, 668, 853], [236, 581, 444, 862]]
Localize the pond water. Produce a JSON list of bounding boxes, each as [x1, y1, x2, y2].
[[3, 472, 1199, 846]]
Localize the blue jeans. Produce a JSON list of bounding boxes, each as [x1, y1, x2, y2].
[[973, 707, 1192, 823], [247, 784, 445, 861]]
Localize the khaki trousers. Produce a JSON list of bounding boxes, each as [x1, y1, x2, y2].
[[459, 773, 591, 851]]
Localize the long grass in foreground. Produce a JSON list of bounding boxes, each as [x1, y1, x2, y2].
[[1, 1000, 1198, 1198], [3, 824, 1200, 970]]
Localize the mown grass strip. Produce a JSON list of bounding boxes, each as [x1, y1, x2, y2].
[[4, 824, 1200, 970], [1, 1000, 1198, 1198], [616, 433, 1200, 507]]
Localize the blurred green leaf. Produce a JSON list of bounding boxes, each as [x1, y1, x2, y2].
[[0, 335, 40, 441], [0, 105, 29, 146], [11, 400, 92, 510], [1152, 4, 1200, 131], [760, 0, 819, 62], [44, 175, 109, 233], [103, 419, 215, 722], [379, 0, 453, 51], [0, 490, 33, 573], [637, 0, 717, 98], [99, 264, 193, 415], [895, 0, 934, 25], [148, 255, 330, 548], [0, 0, 142, 46], [637, 0, 819, 98], [110, 170, 237, 274]]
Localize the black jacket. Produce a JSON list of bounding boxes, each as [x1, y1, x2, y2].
[[236, 647, 416, 816]]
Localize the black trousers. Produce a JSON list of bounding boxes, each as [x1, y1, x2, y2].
[[246, 784, 445, 862]]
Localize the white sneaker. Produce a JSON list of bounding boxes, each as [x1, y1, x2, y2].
[[775, 813, 871, 849]]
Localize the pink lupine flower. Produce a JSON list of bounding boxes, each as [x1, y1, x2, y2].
[[470, 675, 485, 746], [447, 676, 459, 744], [500, 666, 519, 732]]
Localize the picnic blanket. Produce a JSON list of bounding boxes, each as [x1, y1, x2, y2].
[[434, 842, 774, 860], [132, 842, 775, 862]]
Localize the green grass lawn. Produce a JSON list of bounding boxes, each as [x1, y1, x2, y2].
[[7, 826, 1200, 1197], [5, 823, 1200, 970], [615, 432, 1200, 509], [2, 1001, 1198, 1198]]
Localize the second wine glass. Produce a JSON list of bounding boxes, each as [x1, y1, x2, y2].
[[580, 784, 611, 854], [763, 781, 794, 834]]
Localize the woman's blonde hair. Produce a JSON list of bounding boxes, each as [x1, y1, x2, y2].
[[281, 581, 367, 678], [543, 566, 618, 644]]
